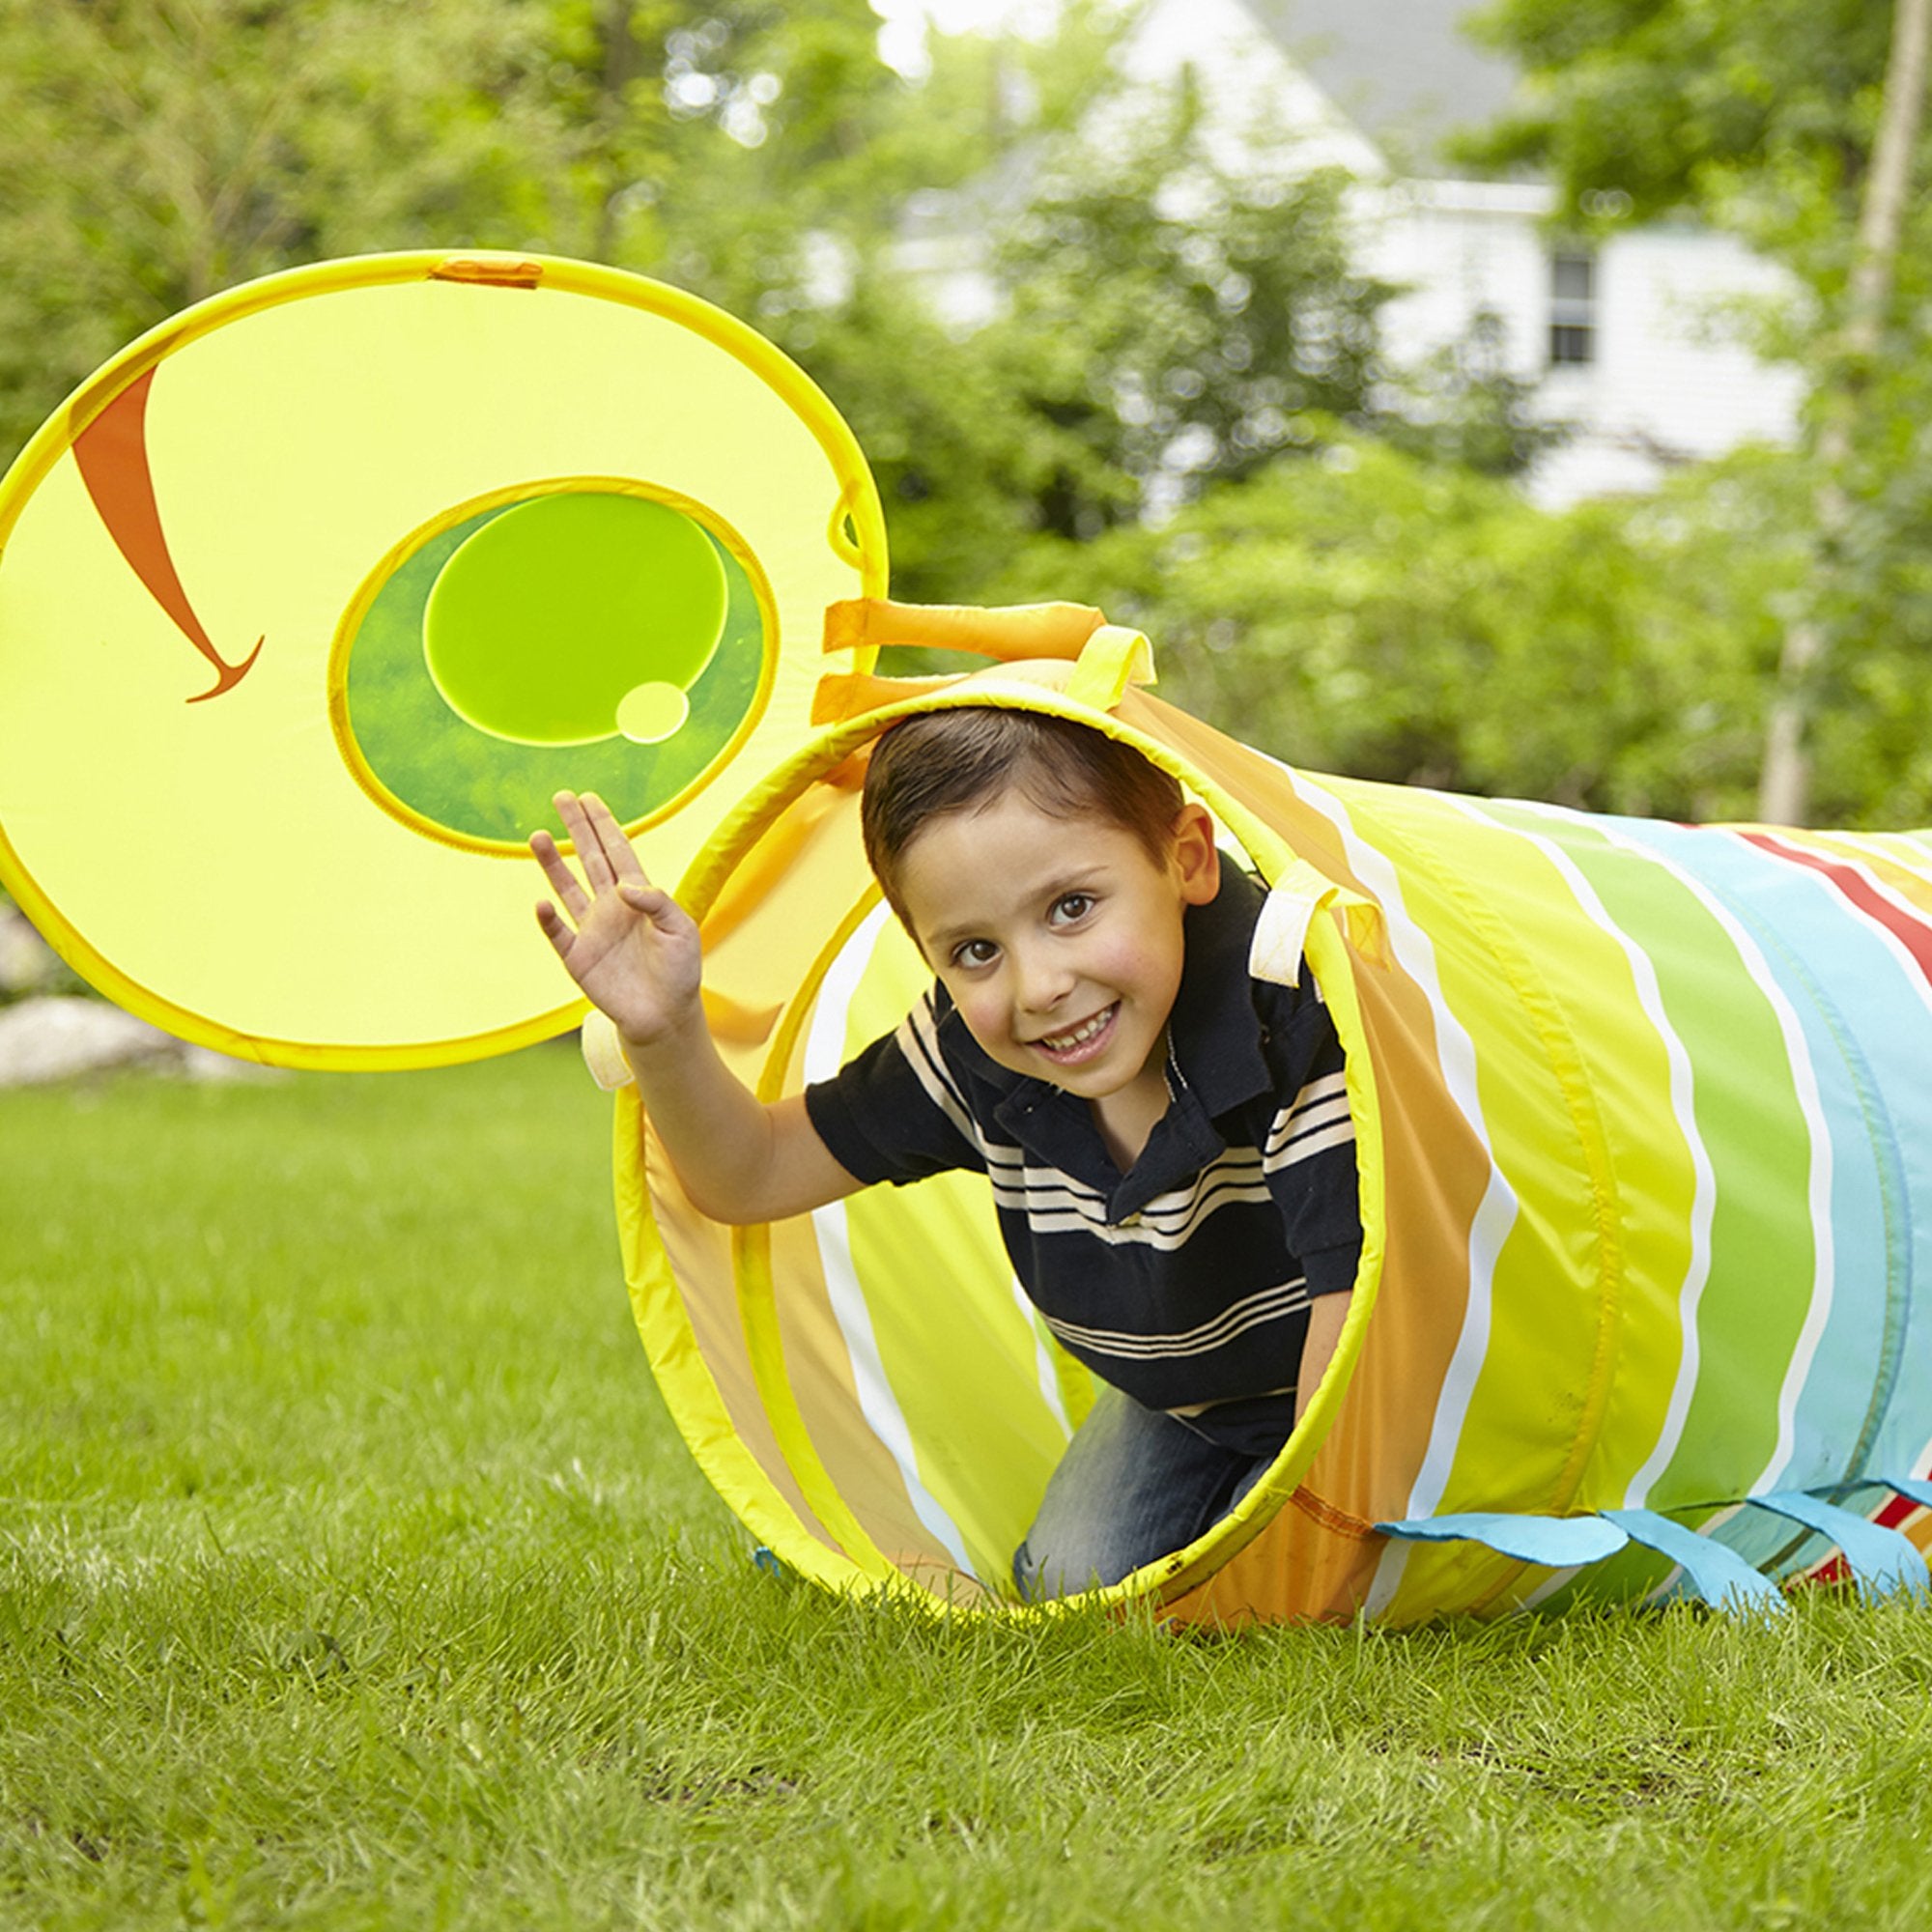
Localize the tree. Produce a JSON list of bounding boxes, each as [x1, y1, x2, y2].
[[0, 0, 909, 468], [1011, 437, 1788, 820], [1758, 0, 1930, 821], [0, 0, 570, 461], [1459, 0, 1932, 825], [784, 38, 1553, 605]]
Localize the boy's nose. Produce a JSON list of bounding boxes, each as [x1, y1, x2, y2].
[[1013, 946, 1073, 1014]]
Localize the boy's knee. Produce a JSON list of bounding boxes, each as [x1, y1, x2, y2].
[[1010, 1528, 1122, 1603]]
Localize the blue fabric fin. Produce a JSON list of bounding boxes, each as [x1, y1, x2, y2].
[[1600, 1508, 1784, 1615], [1880, 1474, 1932, 1512], [1753, 1492, 1931, 1601], [1374, 1512, 1629, 1568]]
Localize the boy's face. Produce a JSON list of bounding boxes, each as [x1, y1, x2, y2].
[[895, 791, 1220, 1113]]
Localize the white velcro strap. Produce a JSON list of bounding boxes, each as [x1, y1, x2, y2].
[[580, 1011, 635, 1091], [1249, 863, 1387, 987], [1249, 886, 1319, 988]]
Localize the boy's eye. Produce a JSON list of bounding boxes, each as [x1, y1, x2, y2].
[[1051, 893, 1094, 924], [952, 939, 999, 968]]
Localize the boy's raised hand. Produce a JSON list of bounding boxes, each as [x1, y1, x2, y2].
[[530, 791, 702, 1048]]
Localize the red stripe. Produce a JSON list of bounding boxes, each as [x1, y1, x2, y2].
[[1741, 832, 1932, 987]]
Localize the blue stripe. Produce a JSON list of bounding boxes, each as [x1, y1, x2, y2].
[[1605, 819, 1921, 1491]]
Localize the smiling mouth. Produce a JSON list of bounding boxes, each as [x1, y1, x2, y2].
[[1032, 1004, 1118, 1063]]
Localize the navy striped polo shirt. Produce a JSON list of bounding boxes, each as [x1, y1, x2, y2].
[[804, 867, 1361, 1458]]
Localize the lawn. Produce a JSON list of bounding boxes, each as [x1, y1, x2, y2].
[[3, 1047, 1930, 1930]]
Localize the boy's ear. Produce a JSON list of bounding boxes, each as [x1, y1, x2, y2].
[[1171, 802, 1220, 905]]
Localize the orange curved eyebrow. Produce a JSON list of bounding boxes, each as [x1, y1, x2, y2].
[[72, 367, 262, 702]]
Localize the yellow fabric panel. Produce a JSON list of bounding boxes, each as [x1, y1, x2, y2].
[[696, 783, 878, 1054], [830, 917, 1075, 1587], [615, 1095, 857, 1584], [759, 1204, 979, 1591], [1338, 804, 1615, 1541], [732, 1216, 898, 1583], [0, 254, 885, 1065]]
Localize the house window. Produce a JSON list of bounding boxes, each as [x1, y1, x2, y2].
[[1549, 251, 1597, 366]]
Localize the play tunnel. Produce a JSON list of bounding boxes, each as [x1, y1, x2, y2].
[[2, 253, 1928, 1624], [596, 625, 1932, 1624]]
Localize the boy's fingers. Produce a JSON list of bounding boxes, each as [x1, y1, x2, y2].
[[579, 790, 650, 885], [528, 830, 590, 919], [532, 899, 574, 957], [552, 791, 615, 889], [543, 792, 659, 911]]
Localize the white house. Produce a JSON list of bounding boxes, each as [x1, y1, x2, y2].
[[1118, 0, 1804, 503]]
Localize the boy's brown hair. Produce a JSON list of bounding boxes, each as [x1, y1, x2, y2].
[[861, 707, 1185, 923]]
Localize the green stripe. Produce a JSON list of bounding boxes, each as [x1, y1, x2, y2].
[[1484, 805, 1814, 1507]]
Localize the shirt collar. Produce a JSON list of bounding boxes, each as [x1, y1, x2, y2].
[[1166, 863, 1272, 1120]]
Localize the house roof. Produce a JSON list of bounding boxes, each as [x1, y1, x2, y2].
[[1235, 0, 1522, 175]]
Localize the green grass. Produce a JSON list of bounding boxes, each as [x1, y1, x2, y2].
[[5, 1049, 1932, 1930]]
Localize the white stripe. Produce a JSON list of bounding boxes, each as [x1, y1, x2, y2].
[[1009, 1272, 1075, 1440], [1255, 766, 1518, 1621], [990, 1163, 1269, 1221], [1697, 835, 1838, 1490], [897, 995, 982, 1151], [1270, 1104, 1353, 1148], [806, 906, 977, 1577], [1266, 1092, 1353, 1155], [1266, 1119, 1354, 1167], [1833, 830, 1932, 887], [1002, 1200, 1275, 1247], [989, 1174, 1277, 1246], [1279, 1068, 1350, 1113], [1494, 801, 1716, 1510], [987, 1147, 1269, 1217], [811, 1199, 977, 1575], [986, 1139, 1264, 1187], [1043, 1279, 1311, 1359]]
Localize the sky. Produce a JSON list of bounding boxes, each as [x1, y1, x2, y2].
[[871, 0, 1065, 77]]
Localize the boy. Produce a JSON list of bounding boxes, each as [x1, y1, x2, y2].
[[531, 705, 1360, 1598]]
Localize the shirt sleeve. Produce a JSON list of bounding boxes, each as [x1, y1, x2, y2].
[[1256, 979, 1362, 1297], [803, 988, 988, 1188]]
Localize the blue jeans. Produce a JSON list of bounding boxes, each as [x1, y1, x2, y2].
[[1011, 1386, 1276, 1601]]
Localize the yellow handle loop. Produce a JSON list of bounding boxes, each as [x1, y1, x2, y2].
[[822, 598, 1107, 663], [1065, 624, 1156, 712], [817, 600, 1156, 721]]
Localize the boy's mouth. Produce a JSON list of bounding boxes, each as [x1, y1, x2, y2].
[[1031, 1003, 1118, 1064]]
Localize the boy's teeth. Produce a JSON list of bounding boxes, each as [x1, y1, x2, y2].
[[1042, 1007, 1113, 1051]]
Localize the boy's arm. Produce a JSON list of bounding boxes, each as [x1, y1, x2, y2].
[[531, 790, 863, 1225], [1294, 1288, 1352, 1425]]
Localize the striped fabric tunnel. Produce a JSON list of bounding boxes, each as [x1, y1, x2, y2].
[[611, 675, 1932, 1625]]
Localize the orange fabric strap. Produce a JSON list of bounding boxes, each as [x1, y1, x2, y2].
[[823, 598, 1107, 663]]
